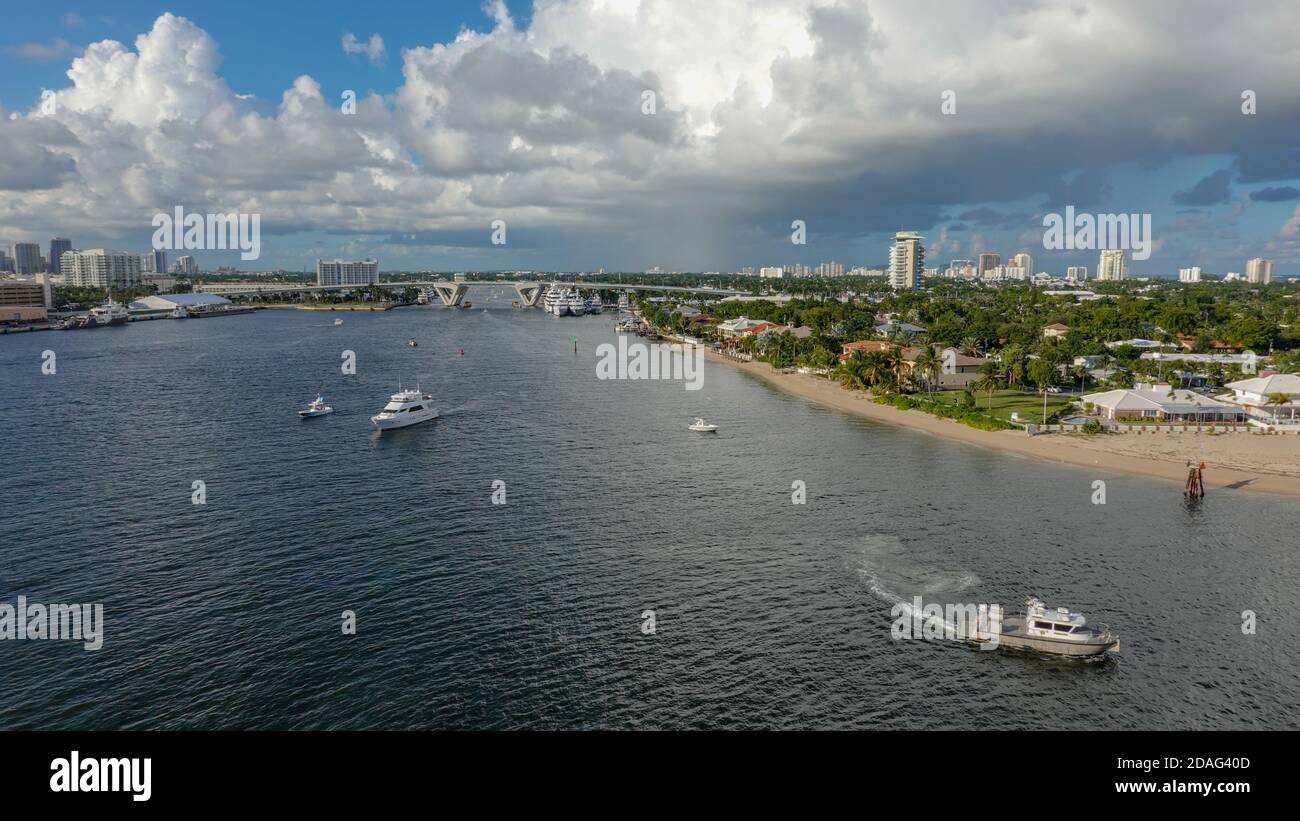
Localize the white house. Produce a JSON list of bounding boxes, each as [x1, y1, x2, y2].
[[1083, 385, 1243, 422], [1219, 373, 1300, 425]]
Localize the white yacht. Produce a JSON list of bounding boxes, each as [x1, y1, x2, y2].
[[89, 300, 130, 326], [169, 306, 189, 319], [298, 395, 334, 418], [616, 293, 630, 313], [688, 417, 719, 433], [585, 294, 604, 314], [370, 387, 439, 431], [542, 286, 566, 316], [565, 290, 586, 316]]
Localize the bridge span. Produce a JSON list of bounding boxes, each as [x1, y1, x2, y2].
[[199, 280, 745, 307]]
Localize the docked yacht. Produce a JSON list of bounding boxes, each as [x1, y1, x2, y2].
[[565, 290, 587, 316], [169, 306, 189, 319], [585, 294, 604, 314], [298, 395, 334, 418], [688, 417, 719, 433], [973, 597, 1119, 657], [616, 293, 630, 313], [370, 387, 439, 431], [542, 286, 566, 316], [89, 300, 130, 326]]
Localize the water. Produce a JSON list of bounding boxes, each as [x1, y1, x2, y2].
[[2, 300, 1298, 729]]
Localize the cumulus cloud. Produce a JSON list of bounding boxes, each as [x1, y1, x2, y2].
[[341, 32, 385, 65], [1, 2, 1300, 269]]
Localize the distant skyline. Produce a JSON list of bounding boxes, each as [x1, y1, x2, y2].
[[3, 1, 1300, 275]]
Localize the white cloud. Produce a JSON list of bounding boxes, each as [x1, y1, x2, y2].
[[3, 37, 80, 62], [1, 3, 1300, 269], [341, 32, 385, 66]]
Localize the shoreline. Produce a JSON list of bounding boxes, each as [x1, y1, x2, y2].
[[703, 348, 1300, 499]]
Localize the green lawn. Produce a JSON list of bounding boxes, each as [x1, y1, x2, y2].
[[935, 389, 1074, 423]]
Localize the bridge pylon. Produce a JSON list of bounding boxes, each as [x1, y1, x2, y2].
[[514, 282, 548, 307], [433, 284, 469, 307]]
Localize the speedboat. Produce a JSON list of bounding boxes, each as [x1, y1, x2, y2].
[[407, 338, 418, 347], [972, 597, 1119, 657], [688, 417, 719, 433], [89, 299, 129, 326], [298, 395, 334, 418], [371, 387, 439, 431], [334, 318, 344, 326]]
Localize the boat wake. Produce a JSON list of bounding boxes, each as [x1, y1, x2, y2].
[[854, 533, 980, 607]]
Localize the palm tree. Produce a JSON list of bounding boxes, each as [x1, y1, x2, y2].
[[1266, 391, 1292, 424], [912, 346, 940, 399], [973, 361, 1002, 410]]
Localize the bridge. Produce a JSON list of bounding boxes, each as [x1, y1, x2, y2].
[[198, 280, 745, 307]]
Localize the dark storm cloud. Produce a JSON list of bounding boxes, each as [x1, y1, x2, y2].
[[1173, 169, 1234, 206]]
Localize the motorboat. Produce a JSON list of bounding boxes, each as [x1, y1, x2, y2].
[[688, 417, 719, 433], [169, 306, 189, 319], [371, 387, 439, 431], [298, 395, 334, 418], [334, 318, 344, 326], [408, 338, 418, 347], [972, 597, 1119, 657]]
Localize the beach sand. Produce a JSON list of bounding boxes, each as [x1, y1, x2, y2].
[[705, 349, 1300, 499]]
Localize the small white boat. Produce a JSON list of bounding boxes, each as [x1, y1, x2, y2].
[[971, 597, 1119, 657], [298, 395, 334, 418], [407, 338, 418, 347], [334, 318, 344, 326], [169, 306, 189, 319], [371, 387, 439, 431], [688, 417, 718, 433]]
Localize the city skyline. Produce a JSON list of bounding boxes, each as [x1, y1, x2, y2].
[[3, 2, 1300, 275]]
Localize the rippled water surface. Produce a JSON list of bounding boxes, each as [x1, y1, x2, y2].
[[2, 300, 1298, 729]]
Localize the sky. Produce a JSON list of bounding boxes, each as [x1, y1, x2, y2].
[[2, 0, 1300, 276]]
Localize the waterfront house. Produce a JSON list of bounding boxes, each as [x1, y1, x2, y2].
[[840, 339, 897, 362], [1218, 373, 1300, 425], [717, 316, 775, 339], [874, 318, 926, 337], [898, 345, 987, 388], [1082, 385, 1243, 422]]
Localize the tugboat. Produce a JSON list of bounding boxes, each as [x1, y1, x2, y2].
[[297, 395, 334, 418], [972, 597, 1119, 657]]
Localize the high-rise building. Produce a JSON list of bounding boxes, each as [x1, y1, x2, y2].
[[1246, 258, 1273, 284], [0, 249, 9, 273], [888, 231, 925, 291], [1178, 266, 1202, 283], [62, 249, 143, 288], [977, 252, 1000, 278], [947, 259, 975, 278], [1011, 252, 1033, 277], [758, 266, 784, 279], [11, 242, 41, 275], [1066, 266, 1088, 282], [140, 249, 167, 274], [1097, 249, 1127, 281], [316, 259, 379, 286], [49, 238, 72, 273]]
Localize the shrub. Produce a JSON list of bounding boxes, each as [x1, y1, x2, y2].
[[1081, 418, 1102, 435]]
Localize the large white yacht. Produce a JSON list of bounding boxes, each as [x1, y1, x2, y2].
[[971, 597, 1119, 657], [89, 299, 130, 326], [585, 293, 604, 314], [542, 285, 566, 316], [370, 387, 439, 431], [564, 290, 586, 316]]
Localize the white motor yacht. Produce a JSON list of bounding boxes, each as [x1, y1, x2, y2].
[[970, 597, 1119, 657], [371, 387, 439, 431], [89, 299, 130, 326], [565, 291, 587, 316], [688, 417, 719, 433], [334, 318, 344, 326]]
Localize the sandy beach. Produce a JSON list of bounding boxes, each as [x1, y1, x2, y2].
[[705, 349, 1300, 499]]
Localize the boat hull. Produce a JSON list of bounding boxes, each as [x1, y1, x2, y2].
[[370, 410, 439, 430], [985, 616, 1119, 656]]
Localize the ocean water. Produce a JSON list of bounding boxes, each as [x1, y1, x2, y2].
[[2, 297, 1298, 729]]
